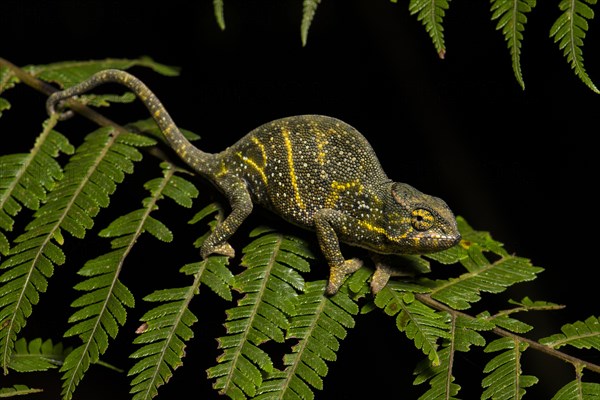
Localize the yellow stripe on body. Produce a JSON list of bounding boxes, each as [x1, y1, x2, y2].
[[282, 129, 306, 209], [358, 219, 414, 242], [325, 180, 363, 208], [237, 135, 269, 185]]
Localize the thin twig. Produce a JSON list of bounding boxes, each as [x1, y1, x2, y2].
[[415, 293, 600, 375], [0, 57, 177, 164]]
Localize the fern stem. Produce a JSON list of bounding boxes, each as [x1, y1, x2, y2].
[[415, 293, 600, 375]]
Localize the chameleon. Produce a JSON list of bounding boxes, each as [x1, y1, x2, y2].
[[46, 69, 461, 295]]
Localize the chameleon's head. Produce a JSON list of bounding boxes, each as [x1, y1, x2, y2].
[[381, 182, 461, 254]]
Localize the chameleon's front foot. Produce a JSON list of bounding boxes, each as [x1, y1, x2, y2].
[[326, 258, 363, 295]]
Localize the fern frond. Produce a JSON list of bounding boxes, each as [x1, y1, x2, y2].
[[540, 316, 600, 351], [213, 0, 226, 30], [0, 126, 153, 373], [8, 337, 71, 372], [301, 0, 321, 46], [422, 218, 543, 310], [413, 347, 459, 399], [0, 385, 43, 397], [128, 203, 232, 400], [60, 161, 195, 399], [255, 280, 359, 400], [375, 284, 450, 365], [408, 0, 450, 59], [0, 65, 19, 116], [207, 229, 313, 398], [413, 314, 489, 399], [0, 115, 74, 244], [553, 380, 600, 399], [129, 255, 231, 400], [550, 0, 599, 94], [482, 337, 538, 399], [490, 0, 537, 90], [24, 57, 179, 89]]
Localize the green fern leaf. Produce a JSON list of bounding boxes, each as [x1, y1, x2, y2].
[[490, 0, 536, 90], [9, 337, 71, 372], [550, 0, 599, 93], [0, 98, 10, 118], [0, 127, 152, 373], [24, 57, 179, 89], [414, 315, 489, 398], [0, 385, 43, 397], [0, 66, 19, 115], [129, 255, 229, 400], [213, 0, 226, 30], [553, 380, 600, 399], [0, 65, 19, 93], [207, 230, 313, 398], [60, 252, 136, 399], [408, 0, 450, 59], [301, 0, 321, 46], [479, 310, 533, 334], [482, 337, 538, 399], [255, 280, 359, 400], [61, 161, 195, 399], [422, 218, 543, 310], [375, 285, 450, 365], [0, 116, 74, 234], [129, 204, 232, 400], [540, 316, 600, 351], [413, 347, 460, 399]]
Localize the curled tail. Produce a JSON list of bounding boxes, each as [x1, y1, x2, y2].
[[46, 69, 212, 174]]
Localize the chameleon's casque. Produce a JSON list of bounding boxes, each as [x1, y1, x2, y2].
[[47, 69, 461, 294]]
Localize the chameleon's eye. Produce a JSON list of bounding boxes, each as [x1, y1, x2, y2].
[[411, 208, 434, 231]]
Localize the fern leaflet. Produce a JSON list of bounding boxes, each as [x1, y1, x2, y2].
[[413, 314, 490, 399], [0, 115, 74, 254], [0, 127, 153, 373], [301, 0, 321, 46], [9, 337, 71, 372], [255, 280, 358, 400], [0, 385, 43, 397], [422, 217, 543, 310], [60, 161, 196, 399], [375, 284, 450, 366], [482, 337, 538, 399], [553, 380, 600, 399], [408, 0, 450, 59], [490, 0, 537, 90], [550, 0, 599, 94], [207, 228, 313, 399], [24, 57, 179, 89], [540, 316, 600, 351], [129, 254, 232, 400], [213, 0, 226, 30]]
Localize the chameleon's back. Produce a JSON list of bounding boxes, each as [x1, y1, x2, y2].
[[216, 115, 389, 228]]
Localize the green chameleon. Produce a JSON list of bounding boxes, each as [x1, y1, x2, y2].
[[46, 69, 461, 295]]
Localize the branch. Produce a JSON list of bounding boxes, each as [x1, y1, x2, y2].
[[415, 293, 600, 375], [0, 57, 175, 163]]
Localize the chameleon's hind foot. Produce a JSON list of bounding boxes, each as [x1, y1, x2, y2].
[[326, 258, 363, 295], [201, 242, 235, 259]]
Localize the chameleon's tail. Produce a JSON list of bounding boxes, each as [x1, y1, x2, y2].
[[46, 69, 213, 174]]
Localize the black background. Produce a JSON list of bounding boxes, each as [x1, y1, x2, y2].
[[1, 1, 599, 399]]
